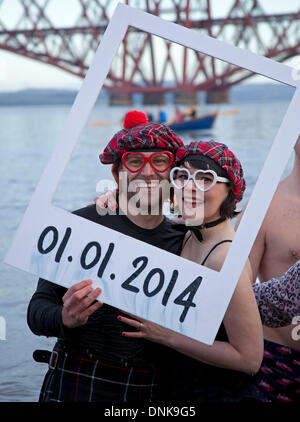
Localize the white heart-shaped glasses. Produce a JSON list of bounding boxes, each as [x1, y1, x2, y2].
[[170, 167, 230, 192]]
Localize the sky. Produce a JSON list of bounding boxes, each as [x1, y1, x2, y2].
[[0, 0, 299, 92]]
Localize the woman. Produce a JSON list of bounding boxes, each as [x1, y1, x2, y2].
[[98, 140, 264, 402]]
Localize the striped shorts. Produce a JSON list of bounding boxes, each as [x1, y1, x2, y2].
[[39, 343, 159, 402]]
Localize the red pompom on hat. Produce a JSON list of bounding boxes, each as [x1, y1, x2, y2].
[[123, 110, 148, 129], [99, 110, 184, 165]]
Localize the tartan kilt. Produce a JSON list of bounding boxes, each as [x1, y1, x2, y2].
[[39, 342, 158, 402]]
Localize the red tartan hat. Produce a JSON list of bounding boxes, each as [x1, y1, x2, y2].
[[175, 141, 246, 204], [99, 110, 183, 164]]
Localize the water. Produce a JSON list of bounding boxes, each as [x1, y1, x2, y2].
[[0, 99, 295, 401]]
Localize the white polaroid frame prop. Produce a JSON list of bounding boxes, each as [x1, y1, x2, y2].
[[5, 3, 300, 345]]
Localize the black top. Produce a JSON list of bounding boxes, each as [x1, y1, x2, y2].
[[27, 205, 185, 366]]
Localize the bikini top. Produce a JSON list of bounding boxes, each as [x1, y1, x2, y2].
[[201, 239, 233, 266], [182, 234, 232, 266]]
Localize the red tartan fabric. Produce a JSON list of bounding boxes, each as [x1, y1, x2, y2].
[[39, 343, 158, 402], [175, 141, 246, 204], [99, 122, 183, 164]]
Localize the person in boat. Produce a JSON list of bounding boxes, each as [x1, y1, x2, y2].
[[175, 107, 184, 123], [182, 105, 199, 120], [165, 107, 183, 125], [158, 107, 167, 123], [145, 109, 154, 122]]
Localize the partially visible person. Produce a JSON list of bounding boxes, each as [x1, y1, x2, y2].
[[235, 134, 300, 402], [175, 107, 184, 123], [182, 105, 198, 120], [145, 109, 154, 122], [167, 108, 184, 125]]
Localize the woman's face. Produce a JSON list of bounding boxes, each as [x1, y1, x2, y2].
[[174, 162, 230, 226]]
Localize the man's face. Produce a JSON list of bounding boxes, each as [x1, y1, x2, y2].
[[118, 151, 172, 215]]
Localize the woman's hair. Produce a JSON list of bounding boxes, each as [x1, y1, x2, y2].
[[219, 182, 240, 219]]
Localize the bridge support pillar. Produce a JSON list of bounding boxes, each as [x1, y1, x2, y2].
[[206, 89, 230, 104], [143, 92, 165, 105], [109, 93, 133, 106], [174, 91, 198, 105]]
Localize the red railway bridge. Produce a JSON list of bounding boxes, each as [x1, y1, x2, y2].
[[0, 0, 300, 105]]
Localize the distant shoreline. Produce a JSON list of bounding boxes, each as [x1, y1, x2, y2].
[[0, 83, 294, 106]]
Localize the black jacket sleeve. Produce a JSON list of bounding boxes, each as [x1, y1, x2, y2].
[[27, 278, 68, 338]]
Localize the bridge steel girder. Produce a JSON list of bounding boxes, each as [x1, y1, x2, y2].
[[0, 0, 299, 94]]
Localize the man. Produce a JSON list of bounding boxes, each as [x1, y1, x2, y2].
[[27, 110, 185, 402], [235, 135, 300, 402]]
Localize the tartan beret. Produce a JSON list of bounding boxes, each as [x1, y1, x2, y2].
[[175, 141, 246, 204], [99, 111, 183, 164]]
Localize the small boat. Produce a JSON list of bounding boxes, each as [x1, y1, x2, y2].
[[168, 113, 217, 132], [89, 109, 238, 131]]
